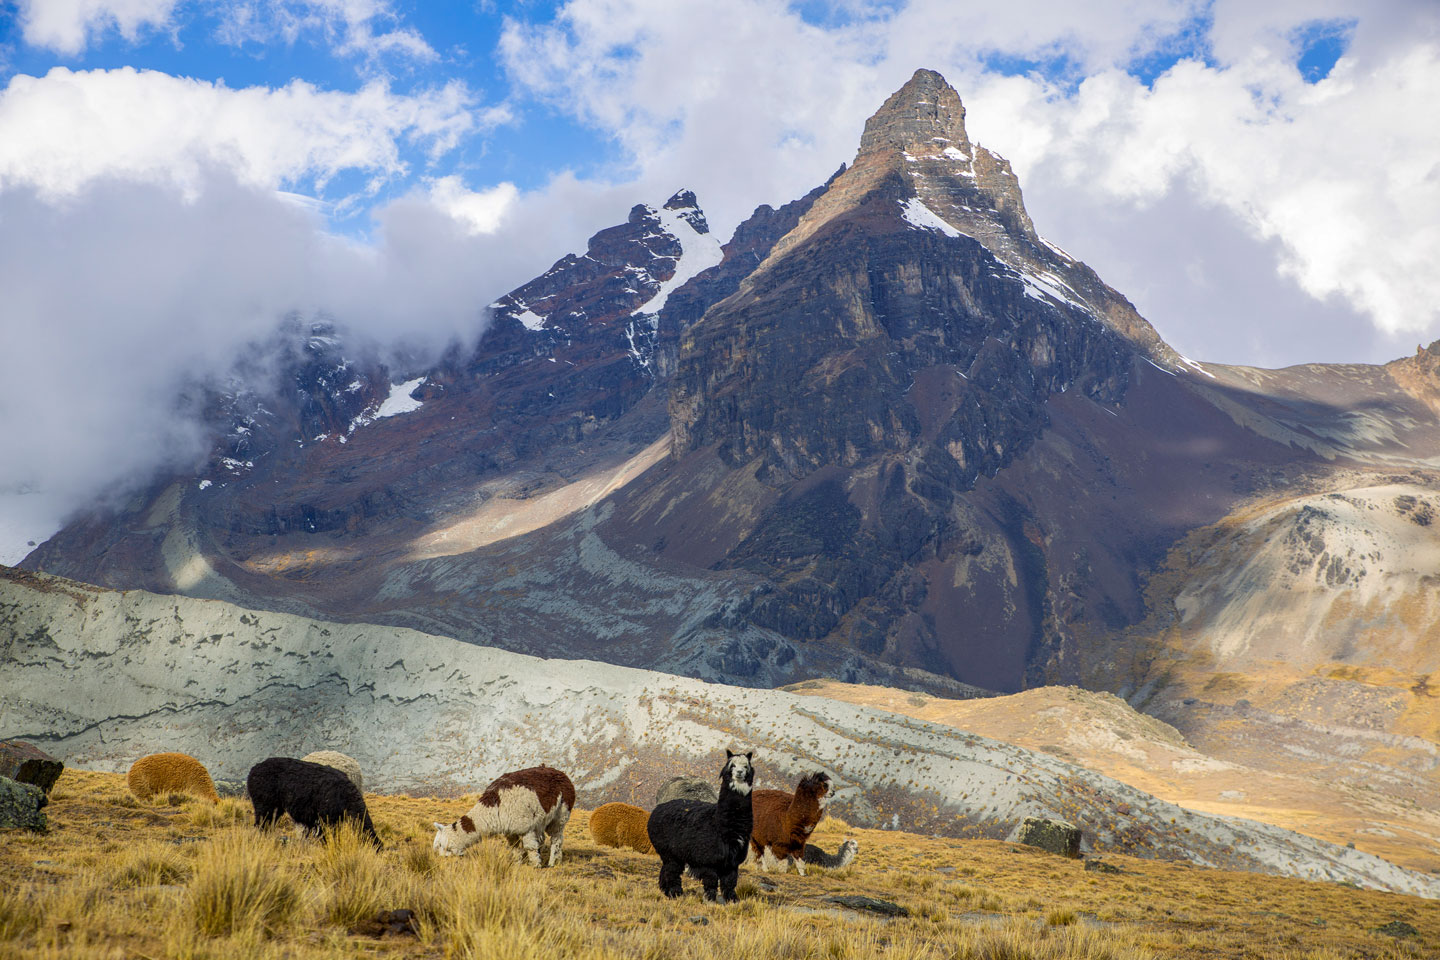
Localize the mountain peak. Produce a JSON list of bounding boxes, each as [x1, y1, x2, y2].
[[857, 68, 973, 163]]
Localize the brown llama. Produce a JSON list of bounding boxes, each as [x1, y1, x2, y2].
[[748, 771, 856, 875], [588, 802, 655, 854]]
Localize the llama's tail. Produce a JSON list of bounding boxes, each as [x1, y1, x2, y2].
[[801, 838, 857, 868], [362, 811, 383, 850]]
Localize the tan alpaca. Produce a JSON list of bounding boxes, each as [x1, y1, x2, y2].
[[127, 752, 220, 804], [300, 750, 364, 794], [588, 802, 655, 855]]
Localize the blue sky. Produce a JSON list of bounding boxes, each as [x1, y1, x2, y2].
[[0, 1, 1356, 235], [1, 0, 1438, 560]]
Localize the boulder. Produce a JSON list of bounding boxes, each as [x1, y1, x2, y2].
[[214, 779, 247, 798], [825, 895, 909, 917], [1016, 816, 1081, 858], [0, 774, 48, 832], [655, 775, 717, 807], [0, 740, 63, 795], [1083, 857, 1123, 874]]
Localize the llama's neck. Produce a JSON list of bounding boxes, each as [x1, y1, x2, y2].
[[715, 782, 753, 834], [451, 801, 510, 850], [785, 790, 824, 829]]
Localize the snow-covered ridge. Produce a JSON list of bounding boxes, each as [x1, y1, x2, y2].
[[630, 202, 723, 317]]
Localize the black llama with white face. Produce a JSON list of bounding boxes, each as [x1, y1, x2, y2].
[[646, 749, 757, 904]]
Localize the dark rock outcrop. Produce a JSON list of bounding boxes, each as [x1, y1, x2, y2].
[[1016, 816, 1082, 857], [0, 740, 63, 795], [0, 774, 48, 832]]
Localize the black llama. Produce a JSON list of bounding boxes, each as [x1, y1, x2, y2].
[[646, 750, 754, 903]]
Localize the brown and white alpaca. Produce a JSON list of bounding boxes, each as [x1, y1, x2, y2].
[[127, 752, 220, 804], [588, 802, 655, 855], [432, 765, 575, 866], [748, 771, 856, 875]]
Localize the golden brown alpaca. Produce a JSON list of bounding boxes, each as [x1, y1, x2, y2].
[[127, 752, 220, 804], [588, 802, 655, 855]]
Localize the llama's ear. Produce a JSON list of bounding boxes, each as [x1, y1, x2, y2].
[[746, 752, 753, 760], [726, 748, 735, 758], [432, 821, 446, 831]]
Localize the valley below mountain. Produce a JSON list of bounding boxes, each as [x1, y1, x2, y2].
[[2, 565, 1437, 899]]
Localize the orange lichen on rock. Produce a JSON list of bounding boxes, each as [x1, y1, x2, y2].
[[126, 752, 219, 804], [587, 802, 654, 855]]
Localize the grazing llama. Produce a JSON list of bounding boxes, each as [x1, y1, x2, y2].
[[432, 765, 574, 867], [589, 802, 655, 854], [247, 757, 381, 848], [127, 752, 219, 804], [300, 750, 364, 794], [646, 750, 754, 903], [749, 771, 857, 874]]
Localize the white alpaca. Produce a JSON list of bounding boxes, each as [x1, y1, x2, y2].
[[432, 765, 574, 867]]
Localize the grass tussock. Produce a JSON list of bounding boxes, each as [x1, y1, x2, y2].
[[188, 829, 301, 938], [107, 839, 193, 888], [1, 769, 1437, 960]]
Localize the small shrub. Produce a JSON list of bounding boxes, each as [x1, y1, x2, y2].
[[188, 830, 299, 938], [189, 798, 248, 828], [0, 888, 40, 940], [109, 841, 191, 888], [313, 821, 389, 929], [1046, 906, 1078, 926], [404, 841, 438, 877]]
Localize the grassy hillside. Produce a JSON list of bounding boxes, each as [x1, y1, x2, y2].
[[0, 771, 1434, 959], [783, 681, 1440, 876]]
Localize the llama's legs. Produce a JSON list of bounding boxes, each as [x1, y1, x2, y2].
[[520, 830, 543, 867], [253, 802, 281, 830], [545, 822, 566, 867], [719, 867, 740, 904], [695, 868, 721, 903], [759, 847, 782, 872], [658, 858, 685, 898], [789, 854, 806, 876]]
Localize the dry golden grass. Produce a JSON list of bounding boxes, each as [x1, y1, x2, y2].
[[0, 770, 1435, 959]]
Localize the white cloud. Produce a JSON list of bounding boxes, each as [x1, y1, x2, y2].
[[214, 0, 438, 63], [15, 0, 179, 55], [428, 176, 520, 235], [0, 66, 481, 201], [498, 0, 1440, 360]]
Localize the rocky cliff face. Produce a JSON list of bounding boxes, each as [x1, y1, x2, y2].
[[4, 566, 1436, 897]]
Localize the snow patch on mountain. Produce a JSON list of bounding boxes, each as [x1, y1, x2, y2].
[[630, 202, 722, 317], [899, 197, 965, 238], [375, 377, 426, 418]]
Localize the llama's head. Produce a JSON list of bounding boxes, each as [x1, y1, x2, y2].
[[722, 749, 754, 795], [431, 815, 478, 856], [796, 771, 832, 809]]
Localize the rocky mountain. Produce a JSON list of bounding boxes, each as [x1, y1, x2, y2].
[[3, 565, 1436, 898], [17, 71, 1440, 790]]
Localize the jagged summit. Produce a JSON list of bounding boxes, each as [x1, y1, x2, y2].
[[857, 68, 974, 163]]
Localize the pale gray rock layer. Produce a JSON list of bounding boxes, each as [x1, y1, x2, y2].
[[1, 569, 1436, 898]]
